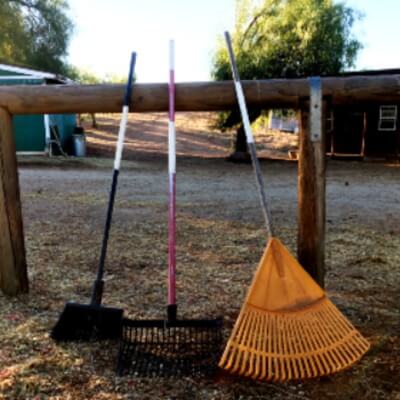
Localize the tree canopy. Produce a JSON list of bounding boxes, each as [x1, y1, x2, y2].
[[213, 0, 362, 81], [212, 0, 363, 157], [0, 0, 73, 75]]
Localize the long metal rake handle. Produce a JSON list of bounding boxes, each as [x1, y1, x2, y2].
[[91, 52, 137, 305], [224, 31, 274, 239], [167, 40, 177, 321]]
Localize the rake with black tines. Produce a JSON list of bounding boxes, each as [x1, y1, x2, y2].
[[116, 40, 223, 377], [218, 31, 370, 381]]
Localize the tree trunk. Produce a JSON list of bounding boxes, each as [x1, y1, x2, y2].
[[0, 107, 28, 295], [227, 108, 262, 163], [228, 125, 251, 162], [91, 113, 98, 128]]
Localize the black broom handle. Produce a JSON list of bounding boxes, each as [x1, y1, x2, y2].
[[224, 32, 274, 239], [91, 52, 137, 305]]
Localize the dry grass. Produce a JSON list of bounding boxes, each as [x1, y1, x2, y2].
[[1, 192, 398, 399], [1, 114, 399, 399]]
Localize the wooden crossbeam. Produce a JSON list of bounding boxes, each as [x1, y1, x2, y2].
[[0, 74, 399, 115]]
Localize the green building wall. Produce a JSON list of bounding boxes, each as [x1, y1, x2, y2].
[[13, 115, 47, 152], [0, 73, 76, 153]]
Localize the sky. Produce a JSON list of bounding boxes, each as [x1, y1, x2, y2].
[[67, 0, 400, 83]]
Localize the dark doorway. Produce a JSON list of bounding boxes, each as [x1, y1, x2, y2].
[[333, 110, 364, 155]]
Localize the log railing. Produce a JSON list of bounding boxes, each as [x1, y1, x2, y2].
[[1, 74, 399, 294], [1, 74, 400, 115]]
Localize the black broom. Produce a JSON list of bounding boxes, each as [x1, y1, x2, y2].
[[51, 52, 137, 341]]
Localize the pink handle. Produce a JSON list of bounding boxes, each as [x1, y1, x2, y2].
[[168, 40, 176, 306]]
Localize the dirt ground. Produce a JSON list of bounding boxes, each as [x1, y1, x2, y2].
[[82, 113, 298, 160], [0, 114, 399, 399]]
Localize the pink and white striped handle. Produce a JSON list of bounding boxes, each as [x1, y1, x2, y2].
[[168, 39, 176, 307]]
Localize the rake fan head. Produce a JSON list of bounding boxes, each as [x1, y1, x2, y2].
[[117, 317, 223, 377], [219, 238, 370, 381]]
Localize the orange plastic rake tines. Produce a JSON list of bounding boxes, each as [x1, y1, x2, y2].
[[219, 238, 370, 381], [220, 32, 370, 381]]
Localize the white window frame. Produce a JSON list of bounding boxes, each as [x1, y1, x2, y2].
[[378, 105, 397, 131]]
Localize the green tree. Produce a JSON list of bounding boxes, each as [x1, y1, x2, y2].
[[63, 65, 101, 84], [212, 0, 362, 160], [64, 66, 132, 85], [64, 66, 134, 128], [0, 0, 73, 74]]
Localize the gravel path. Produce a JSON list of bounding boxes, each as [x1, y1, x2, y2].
[[0, 148, 398, 398]]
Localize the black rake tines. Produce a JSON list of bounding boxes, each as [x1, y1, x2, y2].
[[116, 318, 223, 377]]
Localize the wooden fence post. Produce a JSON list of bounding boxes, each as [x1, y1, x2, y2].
[[0, 107, 28, 295], [297, 78, 326, 288]]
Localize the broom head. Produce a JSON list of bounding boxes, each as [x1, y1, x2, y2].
[[51, 302, 123, 341], [219, 238, 370, 381]]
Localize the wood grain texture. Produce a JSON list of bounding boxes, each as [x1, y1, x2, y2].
[[0, 74, 399, 115], [0, 107, 28, 295], [297, 101, 326, 287]]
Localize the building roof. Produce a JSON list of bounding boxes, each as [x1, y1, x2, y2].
[[0, 63, 73, 83], [337, 68, 400, 77]]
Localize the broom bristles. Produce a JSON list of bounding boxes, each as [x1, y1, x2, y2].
[[219, 297, 370, 381]]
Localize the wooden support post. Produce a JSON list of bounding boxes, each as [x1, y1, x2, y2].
[[0, 107, 28, 295], [298, 78, 326, 288], [396, 123, 399, 162], [361, 111, 367, 159]]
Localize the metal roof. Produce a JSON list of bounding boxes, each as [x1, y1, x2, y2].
[[0, 63, 72, 83], [0, 63, 58, 78], [336, 68, 400, 77]]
